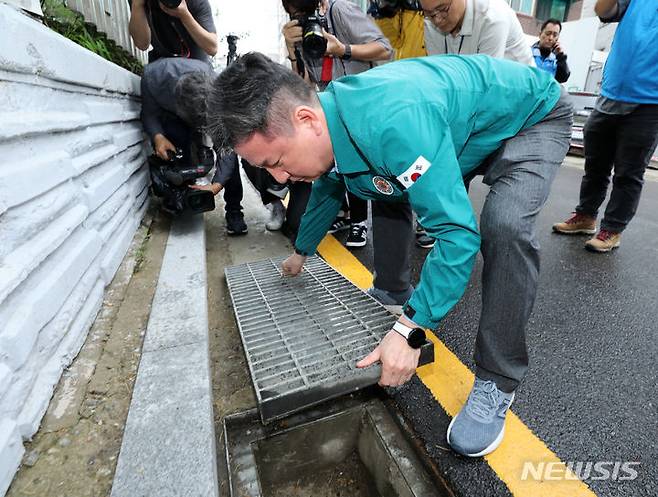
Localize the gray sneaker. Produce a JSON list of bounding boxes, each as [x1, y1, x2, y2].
[[366, 286, 413, 315], [447, 377, 515, 457]]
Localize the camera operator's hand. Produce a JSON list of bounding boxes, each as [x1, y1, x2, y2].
[[153, 133, 177, 161], [189, 183, 223, 195], [158, 0, 190, 19], [323, 30, 346, 58], [282, 253, 306, 277], [282, 19, 303, 53]]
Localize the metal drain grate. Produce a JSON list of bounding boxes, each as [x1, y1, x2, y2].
[[225, 256, 433, 423]]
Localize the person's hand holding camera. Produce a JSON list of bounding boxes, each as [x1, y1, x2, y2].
[[282, 19, 303, 54], [323, 30, 346, 58], [158, 0, 190, 19], [154, 133, 177, 161], [188, 183, 223, 195]]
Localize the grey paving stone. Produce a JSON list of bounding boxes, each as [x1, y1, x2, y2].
[[142, 214, 208, 353], [111, 215, 217, 497]]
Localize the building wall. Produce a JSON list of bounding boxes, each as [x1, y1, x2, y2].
[[512, 0, 587, 36], [567, 0, 584, 21], [517, 13, 542, 36], [0, 5, 149, 495]]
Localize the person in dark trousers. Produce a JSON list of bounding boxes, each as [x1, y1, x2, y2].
[[141, 57, 247, 234], [208, 52, 572, 457], [129, 0, 218, 63], [239, 159, 312, 242], [281, 0, 392, 248], [552, 0, 658, 252], [531, 18, 570, 83]]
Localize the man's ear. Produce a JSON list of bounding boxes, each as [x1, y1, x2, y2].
[[293, 105, 324, 135]]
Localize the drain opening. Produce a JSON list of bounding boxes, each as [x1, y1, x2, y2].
[[222, 257, 442, 496], [222, 394, 448, 497]]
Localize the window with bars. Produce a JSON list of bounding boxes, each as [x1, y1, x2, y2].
[[535, 0, 572, 21], [508, 0, 535, 15]]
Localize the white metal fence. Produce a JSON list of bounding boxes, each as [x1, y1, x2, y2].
[[65, 0, 148, 63]]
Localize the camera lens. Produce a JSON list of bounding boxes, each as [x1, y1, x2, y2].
[[302, 18, 327, 59]]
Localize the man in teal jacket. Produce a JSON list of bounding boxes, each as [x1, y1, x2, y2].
[[209, 52, 572, 457]]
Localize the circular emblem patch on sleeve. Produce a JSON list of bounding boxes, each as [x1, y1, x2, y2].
[[372, 176, 394, 195]]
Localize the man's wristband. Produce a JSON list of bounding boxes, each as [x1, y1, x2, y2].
[[341, 44, 352, 60], [288, 56, 297, 62]]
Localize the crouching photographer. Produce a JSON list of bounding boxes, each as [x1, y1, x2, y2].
[[142, 57, 247, 234]]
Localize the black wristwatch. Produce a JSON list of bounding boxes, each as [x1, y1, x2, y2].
[[341, 44, 352, 60], [392, 321, 426, 349]]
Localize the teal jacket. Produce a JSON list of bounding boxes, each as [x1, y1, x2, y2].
[[295, 54, 561, 329]]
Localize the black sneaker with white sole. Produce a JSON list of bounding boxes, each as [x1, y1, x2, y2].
[[345, 224, 367, 248], [415, 224, 435, 249], [225, 210, 248, 236], [328, 216, 350, 234]]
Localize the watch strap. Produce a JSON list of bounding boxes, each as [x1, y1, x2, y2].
[[392, 321, 413, 339], [341, 44, 352, 60]]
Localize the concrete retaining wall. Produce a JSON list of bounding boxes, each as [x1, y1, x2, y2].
[[0, 5, 148, 495]]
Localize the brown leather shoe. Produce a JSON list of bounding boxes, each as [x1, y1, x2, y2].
[[552, 213, 597, 235], [585, 229, 621, 252]]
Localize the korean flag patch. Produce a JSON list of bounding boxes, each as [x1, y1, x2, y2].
[[397, 155, 431, 189]]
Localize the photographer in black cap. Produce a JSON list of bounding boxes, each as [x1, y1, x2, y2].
[[129, 0, 218, 63], [281, 0, 393, 248], [142, 57, 247, 234]]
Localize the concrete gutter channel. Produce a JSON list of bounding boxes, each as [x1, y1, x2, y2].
[[110, 205, 448, 496]]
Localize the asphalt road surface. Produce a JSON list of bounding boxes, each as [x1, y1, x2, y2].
[[333, 162, 658, 497]]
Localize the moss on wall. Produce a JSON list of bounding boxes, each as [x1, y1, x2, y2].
[[40, 0, 143, 76]]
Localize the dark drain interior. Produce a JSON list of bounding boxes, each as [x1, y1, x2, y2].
[[221, 394, 447, 497], [258, 450, 379, 497]]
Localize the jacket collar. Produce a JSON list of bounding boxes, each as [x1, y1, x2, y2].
[[318, 90, 371, 174]]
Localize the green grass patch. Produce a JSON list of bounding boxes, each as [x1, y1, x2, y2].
[[40, 0, 143, 75]]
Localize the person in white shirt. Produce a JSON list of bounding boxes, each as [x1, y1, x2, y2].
[[420, 0, 533, 64]]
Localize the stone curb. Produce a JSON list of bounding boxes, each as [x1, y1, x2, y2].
[[111, 214, 218, 497]]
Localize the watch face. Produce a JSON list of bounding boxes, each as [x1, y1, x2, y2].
[[408, 328, 426, 349]]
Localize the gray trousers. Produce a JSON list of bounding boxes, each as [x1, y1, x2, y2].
[[372, 91, 573, 392]]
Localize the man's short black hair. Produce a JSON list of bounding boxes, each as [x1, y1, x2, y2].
[[541, 18, 562, 33], [282, 0, 319, 15], [174, 71, 213, 129], [207, 52, 318, 152]]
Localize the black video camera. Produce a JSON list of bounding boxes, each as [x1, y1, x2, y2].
[[149, 142, 216, 215], [292, 11, 329, 59]]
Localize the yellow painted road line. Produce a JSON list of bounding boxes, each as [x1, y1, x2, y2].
[[317, 234, 597, 497]]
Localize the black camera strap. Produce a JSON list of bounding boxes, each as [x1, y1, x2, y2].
[[147, 0, 191, 58]]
